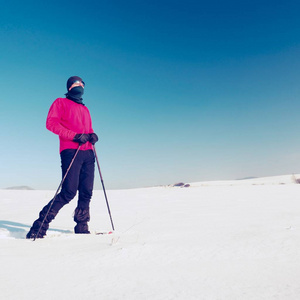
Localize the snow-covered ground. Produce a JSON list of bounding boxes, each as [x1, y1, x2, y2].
[[1, 175, 300, 300]]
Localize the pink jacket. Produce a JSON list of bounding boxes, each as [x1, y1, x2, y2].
[[46, 98, 94, 153]]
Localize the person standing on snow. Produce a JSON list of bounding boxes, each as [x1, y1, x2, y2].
[[26, 76, 98, 239]]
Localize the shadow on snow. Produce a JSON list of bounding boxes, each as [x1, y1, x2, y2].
[[0, 220, 72, 239]]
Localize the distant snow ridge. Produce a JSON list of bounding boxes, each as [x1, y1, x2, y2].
[[4, 186, 34, 190], [189, 174, 300, 187]]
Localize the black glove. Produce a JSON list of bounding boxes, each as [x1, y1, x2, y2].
[[89, 133, 99, 145], [73, 134, 90, 145]]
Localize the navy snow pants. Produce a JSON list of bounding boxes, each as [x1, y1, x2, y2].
[[52, 149, 95, 212], [27, 149, 95, 237]]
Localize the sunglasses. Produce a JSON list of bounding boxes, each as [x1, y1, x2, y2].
[[73, 80, 85, 86], [69, 80, 85, 91]]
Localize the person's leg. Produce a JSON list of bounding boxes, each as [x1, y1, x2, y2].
[[74, 150, 95, 234], [26, 150, 83, 239]]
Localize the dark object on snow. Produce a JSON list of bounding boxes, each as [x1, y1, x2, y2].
[[173, 182, 185, 187], [172, 182, 190, 188]]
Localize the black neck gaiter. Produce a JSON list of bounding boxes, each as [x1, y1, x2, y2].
[[65, 86, 85, 105]]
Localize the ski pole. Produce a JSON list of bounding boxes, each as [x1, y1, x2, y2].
[[33, 145, 81, 241], [93, 145, 115, 231]]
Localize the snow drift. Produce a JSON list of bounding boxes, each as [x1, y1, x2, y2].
[[1, 174, 300, 299]]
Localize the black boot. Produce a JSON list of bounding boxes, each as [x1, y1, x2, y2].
[[74, 207, 90, 234], [26, 207, 58, 239], [74, 222, 90, 234]]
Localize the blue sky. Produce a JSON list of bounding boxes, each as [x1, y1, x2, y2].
[[1, 0, 300, 189]]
